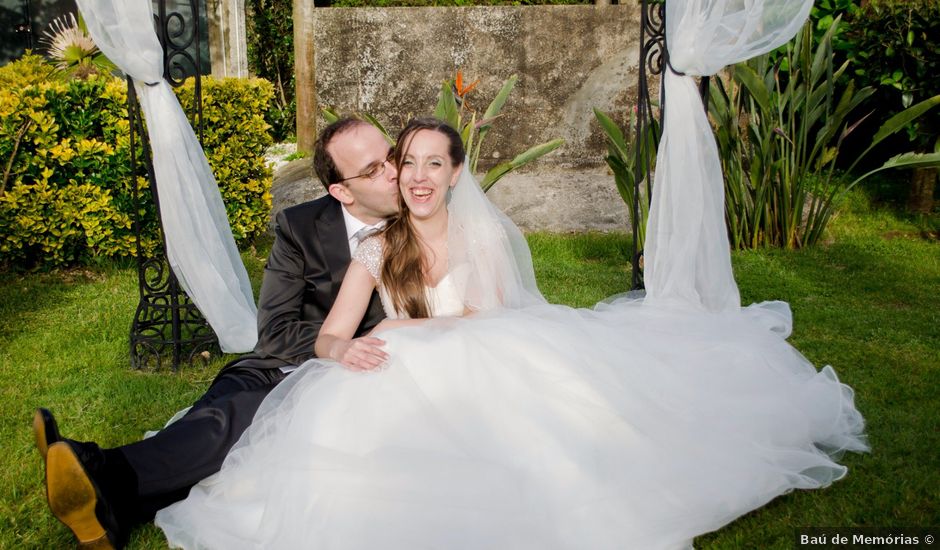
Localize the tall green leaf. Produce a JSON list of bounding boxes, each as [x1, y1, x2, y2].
[[734, 64, 771, 115], [480, 139, 564, 191], [847, 94, 940, 174], [321, 107, 341, 125], [433, 81, 459, 129], [481, 75, 518, 126], [361, 112, 393, 144], [593, 108, 629, 160], [849, 152, 940, 189]]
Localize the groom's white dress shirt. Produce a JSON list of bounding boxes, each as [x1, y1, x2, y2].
[[342, 205, 385, 255]]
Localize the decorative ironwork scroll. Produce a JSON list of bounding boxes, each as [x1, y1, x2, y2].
[[128, 0, 218, 370], [155, 0, 204, 138], [631, 0, 666, 290]]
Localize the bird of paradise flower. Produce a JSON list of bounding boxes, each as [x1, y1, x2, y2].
[[436, 69, 564, 191], [323, 69, 564, 192]]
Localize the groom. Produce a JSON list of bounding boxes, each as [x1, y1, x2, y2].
[[34, 118, 399, 549]]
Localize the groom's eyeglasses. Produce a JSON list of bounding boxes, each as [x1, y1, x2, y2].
[[336, 149, 395, 183]]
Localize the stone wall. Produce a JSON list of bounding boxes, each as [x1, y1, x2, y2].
[[304, 5, 642, 169]]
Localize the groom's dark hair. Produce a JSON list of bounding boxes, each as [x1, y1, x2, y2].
[[313, 117, 369, 191]]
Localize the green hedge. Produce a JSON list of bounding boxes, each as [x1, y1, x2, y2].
[[246, 0, 295, 142], [0, 55, 273, 269], [845, 0, 940, 151], [177, 77, 275, 243]]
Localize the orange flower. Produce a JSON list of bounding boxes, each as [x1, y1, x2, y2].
[[454, 70, 480, 98]]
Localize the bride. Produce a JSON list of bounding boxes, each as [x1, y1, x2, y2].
[[155, 118, 867, 549]]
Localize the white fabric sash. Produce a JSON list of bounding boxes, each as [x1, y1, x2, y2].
[[76, 0, 257, 352], [644, 0, 812, 312]]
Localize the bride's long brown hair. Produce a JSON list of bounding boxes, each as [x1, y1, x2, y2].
[[382, 118, 464, 318]]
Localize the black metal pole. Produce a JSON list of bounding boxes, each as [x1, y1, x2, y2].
[[128, 0, 217, 370], [632, 0, 666, 290]]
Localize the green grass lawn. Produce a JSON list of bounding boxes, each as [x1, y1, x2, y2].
[[0, 199, 937, 549]]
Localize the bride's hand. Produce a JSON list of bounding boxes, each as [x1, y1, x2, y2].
[[330, 336, 388, 371]]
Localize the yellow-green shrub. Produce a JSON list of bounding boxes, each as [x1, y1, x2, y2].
[[0, 52, 53, 89], [176, 77, 274, 242], [0, 57, 273, 269]]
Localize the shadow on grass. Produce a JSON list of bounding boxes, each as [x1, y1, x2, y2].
[[0, 269, 122, 343]]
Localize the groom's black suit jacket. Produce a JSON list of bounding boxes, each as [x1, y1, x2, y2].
[[230, 194, 387, 371]]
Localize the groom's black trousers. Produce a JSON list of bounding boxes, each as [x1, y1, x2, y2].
[[113, 364, 288, 525]]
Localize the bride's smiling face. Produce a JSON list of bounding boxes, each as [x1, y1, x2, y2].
[[398, 129, 462, 222]]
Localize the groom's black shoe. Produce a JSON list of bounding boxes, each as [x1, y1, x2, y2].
[[45, 440, 127, 549], [32, 408, 61, 461]]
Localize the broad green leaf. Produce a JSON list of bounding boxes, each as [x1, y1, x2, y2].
[[479, 139, 564, 191], [480, 162, 513, 191], [481, 75, 518, 127], [433, 81, 459, 128], [847, 94, 940, 173], [735, 64, 771, 114], [508, 138, 565, 168], [811, 16, 840, 86], [321, 107, 341, 124], [848, 152, 940, 190], [361, 113, 393, 144], [871, 94, 940, 145], [593, 109, 629, 161]]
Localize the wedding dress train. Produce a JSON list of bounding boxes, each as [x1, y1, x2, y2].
[[155, 239, 866, 550]]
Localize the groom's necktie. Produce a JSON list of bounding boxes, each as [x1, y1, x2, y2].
[[352, 222, 386, 245]]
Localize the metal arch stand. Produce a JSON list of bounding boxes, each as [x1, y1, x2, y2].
[[631, 0, 710, 291], [128, 0, 219, 370]]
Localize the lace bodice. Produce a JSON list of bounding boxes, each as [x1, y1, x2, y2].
[[354, 236, 464, 319]]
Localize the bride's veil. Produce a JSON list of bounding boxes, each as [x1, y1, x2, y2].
[[446, 161, 546, 311]]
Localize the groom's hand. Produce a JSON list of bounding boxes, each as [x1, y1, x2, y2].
[[332, 336, 388, 371]]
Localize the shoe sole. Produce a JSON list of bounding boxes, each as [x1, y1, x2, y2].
[[45, 443, 115, 550]]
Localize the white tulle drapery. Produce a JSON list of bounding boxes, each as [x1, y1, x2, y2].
[[447, 161, 545, 312], [643, 0, 813, 312], [76, 0, 257, 352]]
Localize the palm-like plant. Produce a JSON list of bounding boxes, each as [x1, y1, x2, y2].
[[710, 18, 940, 249], [593, 107, 658, 249], [39, 13, 115, 80]]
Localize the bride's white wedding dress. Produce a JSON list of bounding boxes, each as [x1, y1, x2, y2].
[[155, 236, 867, 550], [150, 3, 862, 547]]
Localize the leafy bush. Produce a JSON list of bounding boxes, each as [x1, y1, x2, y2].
[[0, 57, 273, 269], [708, 20, 939, 249], [844, 0, 939, 148], [819, 0, 939, 212], [0, 72, 142, 267], [0, 52, 55, 89], [176, 77, 275, 242], [245, 0, 295, 142]]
